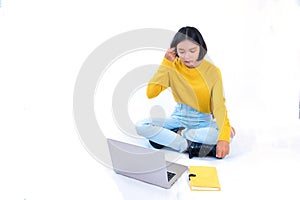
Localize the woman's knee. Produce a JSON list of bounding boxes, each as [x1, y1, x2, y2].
[[134, 120, 150, 137]]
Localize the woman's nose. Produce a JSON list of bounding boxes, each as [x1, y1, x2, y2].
[[183, 52, 191, 59]]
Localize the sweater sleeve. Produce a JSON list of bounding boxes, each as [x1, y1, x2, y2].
[[146, 58, 171, 98], [211, 69, 231, 143]]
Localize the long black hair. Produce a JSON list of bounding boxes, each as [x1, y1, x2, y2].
[[170, 26, 207, 61]]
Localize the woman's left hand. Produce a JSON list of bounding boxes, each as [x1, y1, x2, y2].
[[216, 140, 230, 158]]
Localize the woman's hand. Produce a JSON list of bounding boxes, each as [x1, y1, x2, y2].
[[216, 140, 229, 158], [164, 47, 176, 62], [216, 127, 235, 158]]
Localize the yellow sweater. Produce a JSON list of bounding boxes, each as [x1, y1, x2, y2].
[[147, 57, 231, 143]]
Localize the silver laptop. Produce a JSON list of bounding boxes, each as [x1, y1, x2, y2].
[[107, 139, 188, 189]]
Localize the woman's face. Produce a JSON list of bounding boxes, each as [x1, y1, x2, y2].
[[176, 39, 201, 68]]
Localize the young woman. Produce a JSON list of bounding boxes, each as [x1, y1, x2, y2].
[[135, 26, 235, 159]]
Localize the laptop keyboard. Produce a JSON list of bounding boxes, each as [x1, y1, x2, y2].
[[167, 171, 176, 182]]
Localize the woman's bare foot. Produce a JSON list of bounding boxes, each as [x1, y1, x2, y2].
[[230, 127, 236, 138]]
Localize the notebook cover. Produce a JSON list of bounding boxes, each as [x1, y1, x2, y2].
[[189, 166, 221, 191]]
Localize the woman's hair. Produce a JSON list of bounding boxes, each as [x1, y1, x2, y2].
[[170, 26, 207, 61]]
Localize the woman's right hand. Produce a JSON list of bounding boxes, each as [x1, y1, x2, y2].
[[164, 47, 176, 62]]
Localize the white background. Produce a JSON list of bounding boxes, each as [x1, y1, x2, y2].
[[1, 0, 300, 200]]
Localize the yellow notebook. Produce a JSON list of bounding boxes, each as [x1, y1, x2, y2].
[[189, 166, 221, 191]]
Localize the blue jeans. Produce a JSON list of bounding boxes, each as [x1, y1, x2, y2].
[[135, 103, 219, 152]]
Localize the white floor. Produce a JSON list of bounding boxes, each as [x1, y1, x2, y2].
[[100, 101, 300, 200]]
